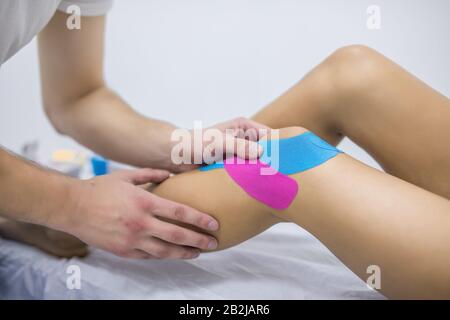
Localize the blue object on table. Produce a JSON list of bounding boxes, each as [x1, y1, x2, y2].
[[91, 155, 109, 176]]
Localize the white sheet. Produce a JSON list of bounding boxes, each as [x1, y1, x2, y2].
[[0, 223, 384, 299]]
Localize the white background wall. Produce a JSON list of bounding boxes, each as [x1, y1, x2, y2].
[[1, 0, 449, 169]]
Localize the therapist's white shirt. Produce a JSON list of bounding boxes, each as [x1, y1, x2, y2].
[[0, 0, 113, 65]]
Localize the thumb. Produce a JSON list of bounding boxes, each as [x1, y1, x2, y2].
[[112, 168, 170, 185], [224, 135, 263, 160]]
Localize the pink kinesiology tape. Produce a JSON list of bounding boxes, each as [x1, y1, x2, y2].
[[224, 157, 298, 210]]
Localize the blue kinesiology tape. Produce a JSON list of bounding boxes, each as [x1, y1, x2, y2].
[[199, 131, 342, 174]]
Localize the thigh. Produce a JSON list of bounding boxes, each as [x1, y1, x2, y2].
[[334, 50, 450, 199], [253, 46, 450, 198]]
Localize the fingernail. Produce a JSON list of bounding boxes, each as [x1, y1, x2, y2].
[[208, 220, 219, 231], [184, 249, 200, 259], [208, 239, 218, 250]]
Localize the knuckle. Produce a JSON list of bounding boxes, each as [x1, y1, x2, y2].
[[136, 195, 154, 211], [169, 230, 185, 243], [155, 248, 171, 259], [173, 206, 186, 221], [196, 215, 208, 228], [124, 216, 147, 233], [196, 236, 208, 249]]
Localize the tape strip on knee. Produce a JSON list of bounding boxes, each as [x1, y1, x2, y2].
[[199, 131, 342, 209]]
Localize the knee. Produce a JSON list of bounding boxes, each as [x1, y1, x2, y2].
[[263, 126, 309, 140], [322, 44, 385, 94], [279, 126, 309, 138], [330, 44, 376, 60]]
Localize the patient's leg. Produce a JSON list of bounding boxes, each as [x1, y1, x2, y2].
[[152, 127, 450, 299], [253, 45, 450, 199], [0, 217, 88, 257], [152, 168, 279, 251]]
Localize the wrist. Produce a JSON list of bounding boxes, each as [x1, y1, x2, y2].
[[44, 175, 84, 232], [143, 122, 179, 169]]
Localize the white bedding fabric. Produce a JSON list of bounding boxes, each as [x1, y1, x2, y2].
[[0, 223, 384, 299]]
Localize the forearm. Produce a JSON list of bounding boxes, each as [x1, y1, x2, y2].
[[49, 86, 177, 169], [39, 12, 178, 171], [0, 148, 75, 227]]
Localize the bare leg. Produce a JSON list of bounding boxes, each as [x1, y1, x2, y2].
[[155, 43, 450, 294], [153, 126, 450, 299], [0, 217, 88, 258], [253, 45, 450, 198]]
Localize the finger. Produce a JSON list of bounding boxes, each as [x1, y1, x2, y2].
[[242, 118, 271, 130], [121, 249, 155, 260], [215, 118, 269, 138], [224, 135, 263, 160], [235, 127, 258, 141], [138, 237, 201, 259], [113, 168, 170, 185], [151, 197, 219, 231], [134, 249, 157, 259], [147, 217, 217, 250], [232, 118, 270, 138]]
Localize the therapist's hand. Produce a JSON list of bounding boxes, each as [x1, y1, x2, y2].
[[172, 117, 270, 173], [56, 168, 219, 259]]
